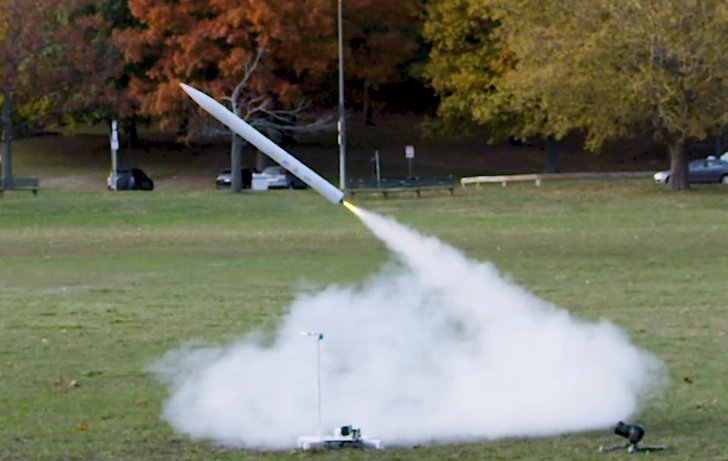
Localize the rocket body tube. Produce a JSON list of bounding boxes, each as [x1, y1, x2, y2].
[[180, 83, 345, 205]]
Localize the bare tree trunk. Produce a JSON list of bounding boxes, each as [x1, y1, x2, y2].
[[363, 79, 374, 125], [1, 85, 14, 187], [256, 150, 270, 172], [231, 132, 243, 192], [126, 119, 139, 149], [544, 135, 559, 173], [668, 136, 689, 191], [715, 135, 723, 157], [177, 118, 188, 137]]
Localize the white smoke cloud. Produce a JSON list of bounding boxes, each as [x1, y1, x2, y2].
[[149, 206, 669, 450]]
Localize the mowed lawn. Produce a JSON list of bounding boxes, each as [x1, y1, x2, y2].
[[1, 180, 727, 461]]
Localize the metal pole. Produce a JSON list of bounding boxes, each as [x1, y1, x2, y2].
[[375, 150, 381, 187], [316, 336, 322, 437], [111, 120, 118, 191], [337, 0, 346, 191]]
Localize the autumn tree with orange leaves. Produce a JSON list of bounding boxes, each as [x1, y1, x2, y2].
[[115, 0, 335, 135], [0, 0, 113, 185], [67, 0, 143, 143], [115, 0, 423, 132]]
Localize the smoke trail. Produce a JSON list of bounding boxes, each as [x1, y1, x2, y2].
[[149, 206, 669, 450]]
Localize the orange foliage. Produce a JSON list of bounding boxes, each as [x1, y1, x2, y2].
[[115, 0, 422, 129], [0, 0, 115, 117], [116, 0, 336, 128]]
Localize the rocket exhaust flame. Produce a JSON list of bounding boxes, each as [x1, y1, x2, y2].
[[342, 200, 359, 215]]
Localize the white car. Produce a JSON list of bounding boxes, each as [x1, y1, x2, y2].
[[261, 166, 308, 189], [654, 157, 728, 185]]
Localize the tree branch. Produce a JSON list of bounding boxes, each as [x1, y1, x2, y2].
[[195, 47, 336, 140]]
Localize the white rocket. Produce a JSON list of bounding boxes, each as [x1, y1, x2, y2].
[[179, 83, 345, 205]]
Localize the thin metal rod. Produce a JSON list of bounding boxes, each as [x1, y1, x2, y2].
[[316, 337, 322, 437], [337, 0, 346, 191]]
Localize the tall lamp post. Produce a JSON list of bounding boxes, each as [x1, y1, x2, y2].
[[337, 0, 346, 191]]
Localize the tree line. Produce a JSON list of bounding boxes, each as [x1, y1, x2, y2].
[[3, 0, 728, 190]]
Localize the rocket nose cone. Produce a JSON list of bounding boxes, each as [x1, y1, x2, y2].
[[179, 83, 208, 106]]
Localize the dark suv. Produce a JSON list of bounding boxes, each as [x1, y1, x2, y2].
[[107, 168, 154, 191]]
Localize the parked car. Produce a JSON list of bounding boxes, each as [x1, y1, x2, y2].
[[215, 167, 261, 189], [107, 168, 154, 190], [653, 158, 728, 185], [261, 165, 308, 189]]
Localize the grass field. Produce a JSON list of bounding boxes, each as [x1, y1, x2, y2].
[[1, 180, 727, 460]]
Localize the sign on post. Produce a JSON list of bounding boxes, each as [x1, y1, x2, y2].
[[405, 145, 414, 178]]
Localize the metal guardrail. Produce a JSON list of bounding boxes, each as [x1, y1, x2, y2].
[[347, 177, 457, 189], [460, 171, 654, 187], [346, 177, 457, 198]]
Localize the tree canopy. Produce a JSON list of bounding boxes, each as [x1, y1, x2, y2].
[[423, 0, 728, 189], [421, 0, 516, 138], [114, 0, 328, 132], [115, 0, 422, 133], [1, 0, 111, 183]]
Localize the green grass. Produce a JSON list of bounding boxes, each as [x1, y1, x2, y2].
[[1, 180, 727, 460]]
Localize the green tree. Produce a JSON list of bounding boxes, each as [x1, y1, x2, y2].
[[421, 0, 566, 172], [421, 0, 512, 137], [458, 0, 728, 190]]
